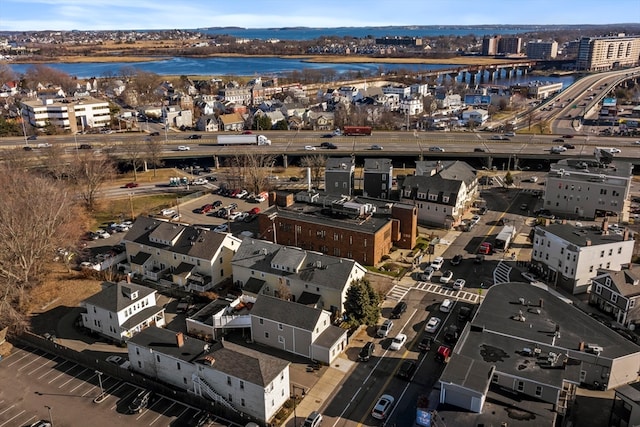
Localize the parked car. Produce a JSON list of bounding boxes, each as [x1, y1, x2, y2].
[[149, 131, 160, 136], [521, 272, 538, 282], [358, 341, 375, 362], [439, 299, 453, 313], [371, 394, 395, 420], [458, 306, 472, 322], [128, 390, 153, 414], [444, 325, 460, 343], [435, 345, 452, 362], [430, 256, 445, 271], [376, 319, 393, 338], [474, 147, 486, 152], [242, 130, 253, 134], [391, 301, 407, 319], [302, 411, 323, 427], [425, 317, 442, 333], [213, 224, 228, 233], [79, 143, 92, 149], [450, 254, 463, 265], [420, 266, 435, 281], [186, 134, 202, 139], [235, 189, 248, 199], [30, 421, 52, 427], [397, 360, 416, 380], [23, 146, 33, 151], [471, 215, 481, 224], [106, 355, 125, 365], [440, 270, 454, 284], [452, 278, 466, 290], [418, 336, 433, 352], [478, 206, 488, 215]]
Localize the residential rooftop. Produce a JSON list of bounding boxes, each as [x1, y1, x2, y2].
[[536, 222, 633, 247]]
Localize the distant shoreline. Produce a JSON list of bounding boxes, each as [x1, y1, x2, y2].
[[11, 53, 525, 67]]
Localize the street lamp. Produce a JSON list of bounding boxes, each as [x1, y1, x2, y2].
[[95, 370, 104, 397], [19, 107, 29, 147], [291, 385, 306, 427], [45, 405, 54, 427]]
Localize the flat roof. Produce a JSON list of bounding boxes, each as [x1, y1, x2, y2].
[[471, 282, 640, 360], [267, 204, 390, 234], [538, 223, 632, 247]]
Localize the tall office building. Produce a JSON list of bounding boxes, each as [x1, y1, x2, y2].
[[576, 34, 640, 71], [498, 37, 522, 54], [482, 36, 499, 55], [526, 40, 558, 59]]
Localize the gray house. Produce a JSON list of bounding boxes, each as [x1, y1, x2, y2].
[[325, 157, 355, 196], [250, 295, 347, 364], [363, 158, 393, 199]]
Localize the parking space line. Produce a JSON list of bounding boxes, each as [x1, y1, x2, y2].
[[48, 361, 79, 384], [37, 358, 69, 379], [175, 406, 191, 421], [0, 409, 24, 427], [7, 351, 32, 367], [149, 400, 176, 425], [30, 356, 61, 376], [17, 351, 49, 371], [58, 367, 89, 388], [112, 387, 139, 410], [70, 372, 97, 393], [0, 405, 14, 416]]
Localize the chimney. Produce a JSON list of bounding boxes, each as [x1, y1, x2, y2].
[[176, 332, 184, 348], [126, 273, 132, 284], [623, 229, 629, 241], [578, 341, 585, 351], [602, 217, 609, 231], [586, 238, 592, 246]]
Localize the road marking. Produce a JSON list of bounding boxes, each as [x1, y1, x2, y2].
[[0, 404, 14, 416], [17, 350, 48, 371], [59, 367, 89, 388], [149, 400, 175, 425], [8, 351, 32, 367], [0, 409, 24, 427], [112, 387, 139, 411], [37, 359, 70, 380], [48, 361, 78, 384]]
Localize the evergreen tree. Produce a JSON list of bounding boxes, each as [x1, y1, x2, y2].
[[343, 279, 381, 327]]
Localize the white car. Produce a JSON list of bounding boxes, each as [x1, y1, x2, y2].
[[551, 146, 567, 153], [389, 333, 407, 351], [304, 145, 316, 150], [471, 215, 481, 225], [430, 256, 445, 271], [106, 355, 124, 365], [177, 145, 191, 151], [425, 316, 442, 333], [235, 189, 248, 199], [213, 224, 228, 233], [440, 270, 454, 284], [452, 278, 466, 290], [604, 147, 621, 154], [420, 266, 435, 281], [520, 272, 538, 282], [371, 394, 395, 420], [95, 229, 110, 239]]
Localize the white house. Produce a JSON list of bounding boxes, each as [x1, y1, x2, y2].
[[127, 327, 290, 424], [250, 295, 348, 364], [231, 239, 366, 316], [20, 96, 111, 132], [462, 108, 490, 124], [531, 221, 635, 294], [81, 281, 165, 343], [122, 216, 242, 292]]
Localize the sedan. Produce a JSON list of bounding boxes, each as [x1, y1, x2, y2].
[[451, 254, 463, 266], [471, 214, 481, 224], [321, 134, 334, 138], [177, 145, 191, 151], [371, 394, 395, 420], [389, 333, 407, 351], [123, 182, 139, 188], [304, 145, 316, 151], [186, 134, 202, 139], [429, 146, 445, 152], [425, 317, 442, 333], [420, 266, 435, 281], [369, 144, 383, 150], [397, 360, 416, 380], [106, 355, 125, 365], [562, 134, 575, 139], [552, 138, 565, 143], [452, 278, 466, 290], [439, 270, 454, 284], [521, 272, 538, 282], [213, 224, 228, 233], [563, 143, 575, 149]]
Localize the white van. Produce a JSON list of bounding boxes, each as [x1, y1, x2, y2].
[[439, 299, 453, 313], [161, 209, 176, 217]]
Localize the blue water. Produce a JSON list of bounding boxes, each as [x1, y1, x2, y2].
[[200, 26, 534, 41], [8, 57, 575, 88]]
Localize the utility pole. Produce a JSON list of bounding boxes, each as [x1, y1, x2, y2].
[[45, 405, 54, 427]]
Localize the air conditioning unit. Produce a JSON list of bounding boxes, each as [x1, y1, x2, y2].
[[586, 344, 603, 354]]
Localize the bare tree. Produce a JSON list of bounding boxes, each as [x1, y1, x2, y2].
[[300, 155, 326, 189], [0, 63, 17, 84], [0, 168, 86, 330], [145, 136, 164, 178], [226, 152, 276, 194], [121, 138, 147, 181], [70, 152, 116, 210]]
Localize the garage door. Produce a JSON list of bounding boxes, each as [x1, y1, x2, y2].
[[442, 385, 474, 411]]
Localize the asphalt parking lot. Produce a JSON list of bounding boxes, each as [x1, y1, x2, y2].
[[0, 343, 231, 427]]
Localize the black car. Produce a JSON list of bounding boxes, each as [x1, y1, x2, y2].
[[188, 411, 211, 427], [444, 325, 459, 343], [418, 336, 433, 352], [23, 146, 33, 151], [451, 254, 463, 266], [128, 390, 153, 414], [358, 342, 375, 362], [321, 134, 334, 138], [212, 200, 222, 208], [79, 144, 93, 149], [478, 206, 488, 215], [149, 131, 160, 136], [563, 143, 575, 149], [474, 147, 486, 152], [458, 306, 472, 322], [397, 360, 416, 380], [320, 142, 337, 149], [186, 134, 202, 139], [553, 138, 565, 143], [27, 135, 38, 140], [290, 176, 300, 182], [391, 301, 407, 319]]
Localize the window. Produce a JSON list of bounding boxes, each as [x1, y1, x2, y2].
[[156, 355, 160, 362], [259, 318, 264, 325], [589, 265, 594, 272], [241, 398, 245, 407], [535, 386, 542, 397], [278, 336, 284, 343], [618, 247, 623, 254], [227, 376, 232, 386], [278, 323, 283, 331], [177, 362, 181, 370], [516, 381, 524, 392], [612, 294, 618, 303], [492, 374, 499, 383], [596, 285, 602, 294], [609, 249, 613, 256], [183, 377, 187, 385], [240, 381, 244, 389], [265, 332, 269, 338], [600, 251, 604, 258], [228, 394, 233, 403]]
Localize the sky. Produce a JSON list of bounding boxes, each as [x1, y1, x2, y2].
[[1, 0, 639, 32]]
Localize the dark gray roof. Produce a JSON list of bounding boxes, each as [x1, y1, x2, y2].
[[121, 305, 165, 329], [190, 299, 232, 324], [439, 354, 493, 394], [130, 251, 152, 265], [251, 295, 323, 331], [83, 281, 156, 313], [314, 325, 347, 348], [537, 223, 633, 247], [363, 158, 393, 171], [232, 239, 362, 291], [470, 282, 640, 360], [297, 291, 321, 306], [401, 174, 462, 205], [326, 157, 354, 170], [129, 327, 288, 387], [173, 262, 195, 275], [552, 158, 633, 179], [243, 277, 266, 294], [123, 216, 230, 260], [616, 382, 640, 403]]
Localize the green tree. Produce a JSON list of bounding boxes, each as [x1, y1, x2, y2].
[[274, 119, 289, 130], [252, 115, 272, 131], [343, 279, 381, 327], [504, 171, 514, 186]]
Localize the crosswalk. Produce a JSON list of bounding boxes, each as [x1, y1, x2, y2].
[[494, 260, 512, 285], [387, 281, 480, 303]]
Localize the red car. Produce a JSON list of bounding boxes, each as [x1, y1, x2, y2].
[[124, 182, 139, 188], [201, 204, 214, 214], [242, 130, 253, 134], [249, 207, 261, 215]]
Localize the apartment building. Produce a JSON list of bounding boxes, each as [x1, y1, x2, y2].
[[526, 40, 559, 59], [20, 96, 110, 132], [543, 159, 633, 220], [576, 34, 640, 71], [325, 157, 355, 196], [363, 158, 393, 199], [531, 221, 634, 294], [589, 267, 640, 327], [401, 161, 478, 228]]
